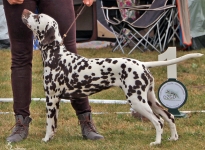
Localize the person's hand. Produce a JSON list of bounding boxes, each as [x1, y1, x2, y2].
[[7, 0, 24, 5], [83, 0, 93, 7]]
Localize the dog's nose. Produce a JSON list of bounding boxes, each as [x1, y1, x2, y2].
[[22, 9, 30, 16], [22, 9, 32, 25]]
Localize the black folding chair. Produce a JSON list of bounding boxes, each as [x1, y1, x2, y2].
[[102, 0, 180, 54]]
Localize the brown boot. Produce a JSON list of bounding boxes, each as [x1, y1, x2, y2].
[[7, 115, 32, 142], [78, 112, 104, 140]]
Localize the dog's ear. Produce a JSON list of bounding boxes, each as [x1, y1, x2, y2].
[[41, 26, 55, 45]]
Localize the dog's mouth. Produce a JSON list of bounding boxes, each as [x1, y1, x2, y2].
[[22, 16, 30, 28]]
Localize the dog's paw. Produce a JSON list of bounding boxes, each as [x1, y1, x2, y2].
[[168, 134, 178, 141], [42, 137, 49, 142], [42, 135, 54, 142], [150, 141, 161, 146]]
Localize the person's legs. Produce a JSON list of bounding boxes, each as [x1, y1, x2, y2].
[[38, 0, 103, 140], [3, 0, 36, 142]]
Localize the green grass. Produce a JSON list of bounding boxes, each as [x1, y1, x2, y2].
[[0, 47, 205, 149]]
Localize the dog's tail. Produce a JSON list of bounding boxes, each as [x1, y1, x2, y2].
[[143, 53, 203, 68]]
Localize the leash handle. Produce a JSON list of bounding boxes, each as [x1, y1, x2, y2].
[[61, 4, 86, 45]]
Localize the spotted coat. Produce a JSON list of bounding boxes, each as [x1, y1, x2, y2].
[[22, 9, 180, 146]]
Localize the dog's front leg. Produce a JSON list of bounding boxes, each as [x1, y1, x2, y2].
[[42, 97, 60, 142]]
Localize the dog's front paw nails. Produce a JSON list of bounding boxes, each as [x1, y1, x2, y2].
[[150, 141, 161, 146]]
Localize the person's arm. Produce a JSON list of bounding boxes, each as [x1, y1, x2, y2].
[[7, 0, 24, 5], [83, 0, 93, 7]]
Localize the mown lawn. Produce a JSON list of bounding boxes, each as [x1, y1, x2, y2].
[[0, 47, 205, 150]]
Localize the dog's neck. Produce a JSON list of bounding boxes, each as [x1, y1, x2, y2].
[[39, 32, 63, 51], [39, 32, 73, 64], [39, 43, 60, 53], [40, 44, 62, 66]]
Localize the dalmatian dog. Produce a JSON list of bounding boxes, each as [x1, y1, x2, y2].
[[22, 9, 203, 145]]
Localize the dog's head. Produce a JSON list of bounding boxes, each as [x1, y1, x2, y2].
[[22, 9, 62, 47]]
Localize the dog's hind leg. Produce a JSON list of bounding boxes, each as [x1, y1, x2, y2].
[[55, 100, 60, 132], [42, 96, 60, 142], [147, 89, 178, 142], [129, 95, 163, 146]]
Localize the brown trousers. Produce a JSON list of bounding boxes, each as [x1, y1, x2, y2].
[[3, 0, 91, 117]]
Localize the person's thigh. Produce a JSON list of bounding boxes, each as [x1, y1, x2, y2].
[[3, 0, 37, 67]]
